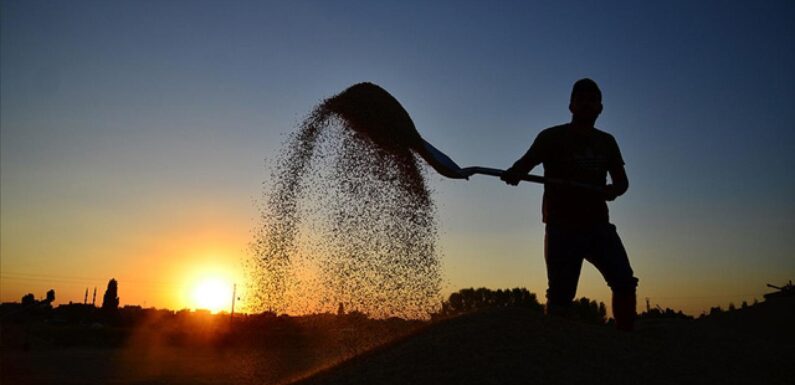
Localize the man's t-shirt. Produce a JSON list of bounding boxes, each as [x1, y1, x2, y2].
[[511, 124, 624, 225]]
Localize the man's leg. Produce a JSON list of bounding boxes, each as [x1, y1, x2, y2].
[[587, 223, 639, 331], [544, 224, 586, 316]]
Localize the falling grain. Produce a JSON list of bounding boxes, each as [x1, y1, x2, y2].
[[249, 83, 441, 319]]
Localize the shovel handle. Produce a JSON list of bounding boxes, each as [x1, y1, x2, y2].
[[461, 167, 603, 192]]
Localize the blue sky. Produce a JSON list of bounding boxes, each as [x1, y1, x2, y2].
[[2, 0, 793, 314]]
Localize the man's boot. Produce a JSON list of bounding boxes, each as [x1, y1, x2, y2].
[[612, 291, 636, 332]]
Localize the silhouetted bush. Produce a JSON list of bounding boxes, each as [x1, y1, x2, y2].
[[434, 287, 544, 318], [21, 293, 35, 306], [639, 307, 693, 321], [570, 297, 608, 325]]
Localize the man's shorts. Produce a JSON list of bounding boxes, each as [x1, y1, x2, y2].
[[544, 222, 638, 309]]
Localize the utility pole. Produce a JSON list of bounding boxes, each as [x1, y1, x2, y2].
[[645, 297, 651, 313], [84, 288, 88, 304], [230, 283, 237, 323], [92, 287, 97, 306]]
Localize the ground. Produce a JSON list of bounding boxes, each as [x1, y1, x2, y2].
[[297, 298, 794, 385], [2, 298, 793, 385]]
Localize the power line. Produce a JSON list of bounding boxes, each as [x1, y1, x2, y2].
[[1, 272, 182, 288], [0, 272, 187, 298]]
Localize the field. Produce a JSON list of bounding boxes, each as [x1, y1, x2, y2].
[[2, 298, 793, 385]]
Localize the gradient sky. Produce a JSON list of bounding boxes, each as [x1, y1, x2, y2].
[[2, 0, 793, 315]]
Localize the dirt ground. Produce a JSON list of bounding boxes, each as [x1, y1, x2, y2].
[[3, 298, 793, 385], [2, 342, 365, 385], [296, 298, 795, 385]]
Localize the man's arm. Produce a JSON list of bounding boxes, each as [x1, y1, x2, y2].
[[502, 133, 545, 186], [502, 149, 541, 186], [605, 165, 629, 201]]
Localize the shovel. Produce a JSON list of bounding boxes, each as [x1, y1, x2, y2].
[[418, 139, 602, 191], [323, 82, 602, 191]]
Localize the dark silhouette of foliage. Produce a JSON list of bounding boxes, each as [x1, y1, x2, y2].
[[341, 309, 369, 323], [639, 306, 694, 321], [21, 293, 35, 306], [435, 287, 543, 318], [45, 289, 55, 304], [101, 279, 119, 311], [570, 297, 608, 324]]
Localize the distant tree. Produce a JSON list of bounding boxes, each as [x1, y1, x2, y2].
[[571, 297, 607, 324], [45, 289, 55, 304], [102, 279, 119, 310], [337, 302, 345, 316], [728, 302, 736, 311], [639, 306, 693, 321], [21, 293, 35, 306], [741, 301, 749, 309], [709, 306, 723, 315], [436, 287, 543, 318], [345, 310, 368, 322]]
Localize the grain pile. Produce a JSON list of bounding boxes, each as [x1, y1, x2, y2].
[[249, 83, 441, 319]]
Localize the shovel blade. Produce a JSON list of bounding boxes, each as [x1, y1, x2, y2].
[[415, 139, 469, 179]]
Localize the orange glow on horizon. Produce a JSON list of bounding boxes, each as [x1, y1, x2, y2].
[[190, 277, 234, 313], [177, 254, 243, 313]]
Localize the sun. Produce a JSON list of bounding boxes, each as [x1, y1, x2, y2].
[[190, 277, 233, 313]]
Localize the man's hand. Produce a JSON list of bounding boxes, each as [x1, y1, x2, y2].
[[501, 167, 524, 186], [605, 166, 629, 201], [603, 185, 620, 201]]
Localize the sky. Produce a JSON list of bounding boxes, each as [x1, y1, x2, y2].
[[2, 0, 793, 316]]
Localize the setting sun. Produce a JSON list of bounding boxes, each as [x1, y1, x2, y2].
[[190, 277, 234, 313]]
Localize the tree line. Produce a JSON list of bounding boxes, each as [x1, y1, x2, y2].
[[14, 278, 119, 311], [433, 287, 608, 325]]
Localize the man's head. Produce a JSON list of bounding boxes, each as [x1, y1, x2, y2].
[[569, 78, 603, 124]]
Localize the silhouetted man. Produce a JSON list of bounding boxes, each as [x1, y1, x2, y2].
[[501, 78, 638, 331]]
